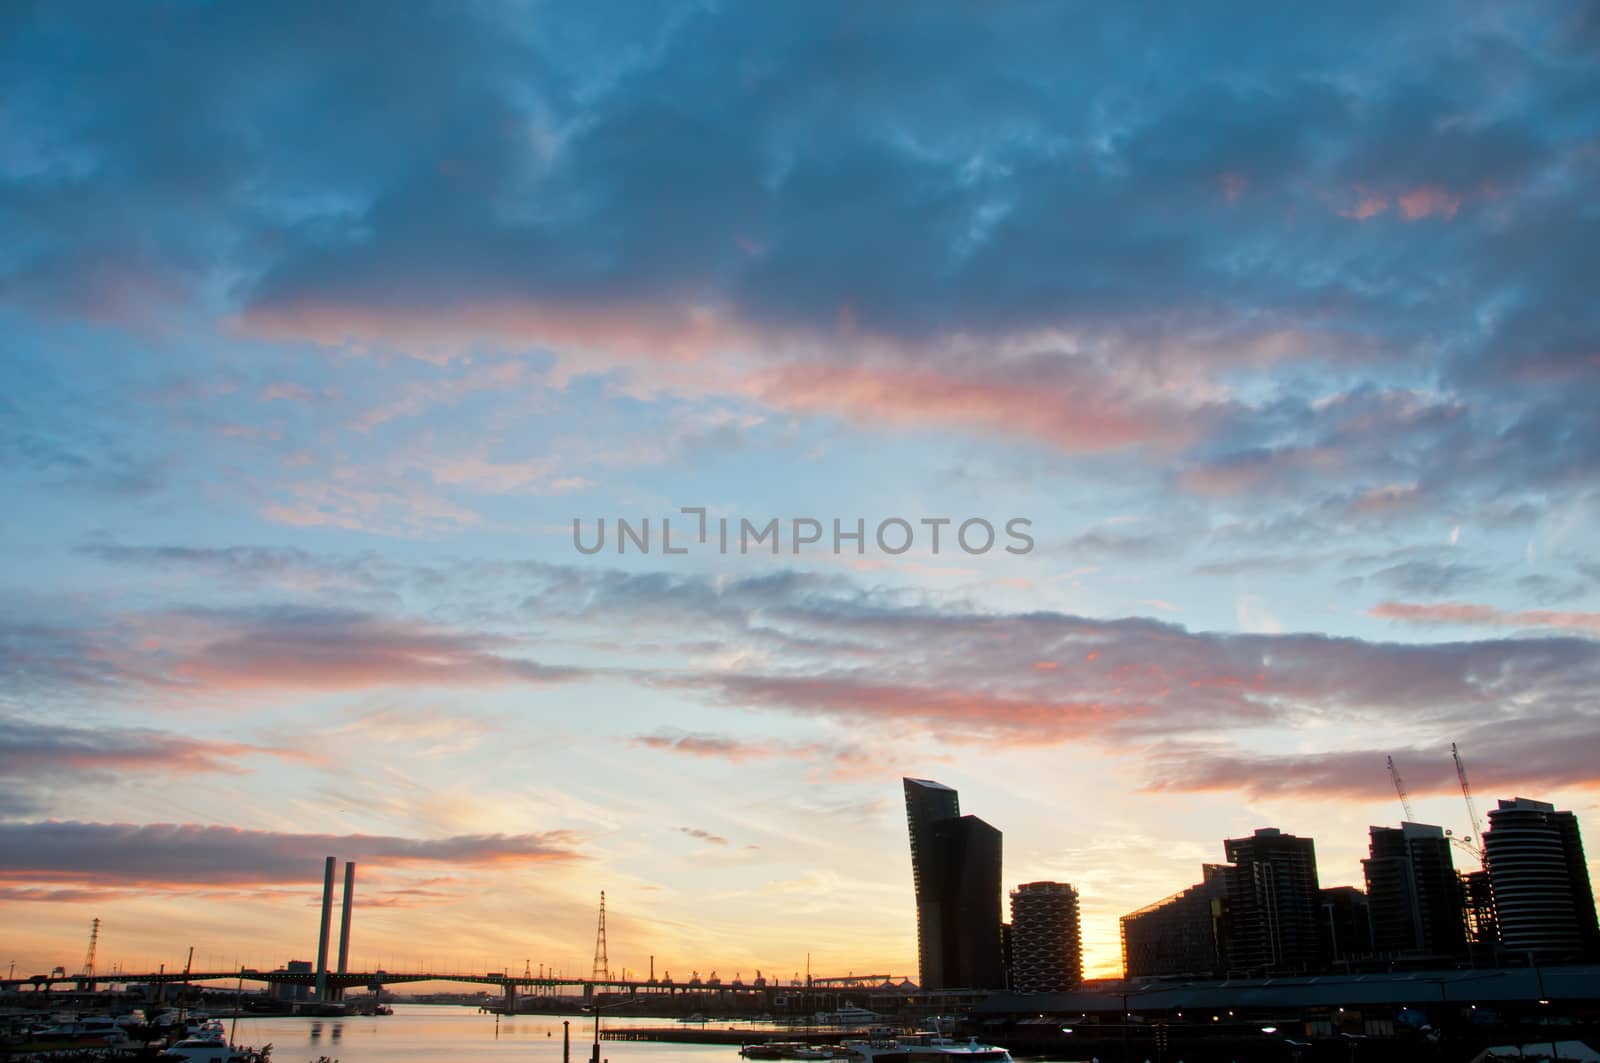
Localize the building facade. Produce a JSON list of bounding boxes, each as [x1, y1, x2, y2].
[[903, 778, 1006, 989], [1221, 828, 1323, 974], [1460, 868, 1499, 949], [1121, 864, 1230, 978], [1363, 823, 1466, 959], [1484, 798, 1600, 961], [1009, 881, 1082, 992], [1318, 885, 1373, 965]]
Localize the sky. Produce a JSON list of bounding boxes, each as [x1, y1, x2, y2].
[[2, 0, 1599, 984]]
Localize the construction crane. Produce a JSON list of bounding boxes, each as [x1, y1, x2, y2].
[[1452, 742, 1488, 866], [80, 917, 100, 979], [1387, 755, 1416, 823]]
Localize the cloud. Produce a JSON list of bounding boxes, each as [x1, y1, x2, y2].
[[1371, 600, 1600, 635], [0, 716, 293, 782], [157, 608, 587, 692], [0, 822, 583, 887], [0, 603, 591, 706], [676, 827, 730, 847], [1370, 560, 1487, 597], [1144, 706, 1600, 799], [633, 731, 777, 762], [744, 358, 1216, 454], [16, 550, 1600, 798], [5, 0, 1598, 498]]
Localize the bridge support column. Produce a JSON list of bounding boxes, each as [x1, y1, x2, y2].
[[503, 982, 517, 1015], [582, 982, 594, 1004], [314, 855, 336, 1001]]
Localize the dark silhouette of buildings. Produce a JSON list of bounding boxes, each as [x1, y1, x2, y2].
[[1117, 799, 1598, 978], [1461, 868, 1499, 947], [1319, 885, 1373, 965], [1484, 798, 1600, 961], [903, 778, 1005, 989], [1222, 827, 1323, 973], [1363, 823, 1466, 960], [1009, 881, 1082, 992], [1121, 864, 1229, 978]]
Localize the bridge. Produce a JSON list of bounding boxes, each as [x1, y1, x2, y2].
[[1, 969, 907, 1015], [6, 854, 907, 1011]]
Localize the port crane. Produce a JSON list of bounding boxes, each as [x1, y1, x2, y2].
[[1451, 742, 1488, 867], [1387, 755, 1416, 822]]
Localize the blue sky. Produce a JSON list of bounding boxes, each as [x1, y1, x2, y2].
[[2, 0, 1599, 980]]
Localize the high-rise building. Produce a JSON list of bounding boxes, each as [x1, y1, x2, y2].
[[1121, 865, 1229, 978], [903, 778, 1006, 989], [1009, 882, 1082, 992], [1460, 868, 1499, 947], [1484, 798, 1600, 961], [1362, 823, 1466, 959], [1318, 885, 1373, 964], [1221, 828, 1322, 973]]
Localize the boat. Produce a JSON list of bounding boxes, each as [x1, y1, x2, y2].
[[33, 1015, 131, 1046], [157, 1037, 271, 1062], [190, 1018, 229, 1040], [740, 1044, 807, 1060], [839, 1028, 1013, 1061], [815, 1003, 882, 1026]]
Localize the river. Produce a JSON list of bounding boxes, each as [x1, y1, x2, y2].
[[224, 1005, 1083, 1063]]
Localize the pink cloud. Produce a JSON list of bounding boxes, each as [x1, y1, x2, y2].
[[1397, 185, 1461, 220], [746, 362, 1202, 453], [1218, 172, 1249, 203], [1339, 188, 1389, 220], [1371, 600, 1600, 634], [111, 609, 590, 695]]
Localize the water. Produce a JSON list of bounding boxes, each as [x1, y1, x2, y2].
[[229, 1007, 737, 1062], [226, 1005, 1083, 1063]]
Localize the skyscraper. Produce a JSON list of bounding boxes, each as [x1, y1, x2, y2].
[[1362, 823, 1466, 959], [1484, 798, 1600, 961], [1009, 881, 1082, 992], [903, 778, 1005, 990], [1221, 827, 1322, 973]]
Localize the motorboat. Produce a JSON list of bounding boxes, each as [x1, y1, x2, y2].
[[839, 1029, 1012, 1061], [33, 1015, 131, 1046], [815, 1004, 882, 1026], [157, 1036, 272, 1062]]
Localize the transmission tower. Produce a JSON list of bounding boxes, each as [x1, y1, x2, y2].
[[80, 917, 100, 978], [80, 915, 100, 973], [591, 891, 609, 982]]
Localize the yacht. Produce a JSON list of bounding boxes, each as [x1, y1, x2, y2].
[[838, 1029, 1013, 1061], [815, 1003, 882, 1026], [157, 1032, 271, 1063], [34, 1015, 131, 1046]]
